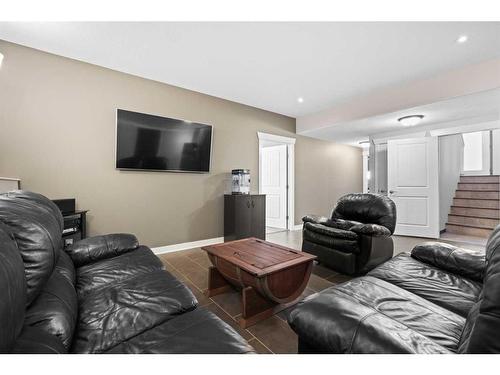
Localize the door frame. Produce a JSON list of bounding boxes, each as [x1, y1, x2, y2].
[[257, 132, 296, 231]]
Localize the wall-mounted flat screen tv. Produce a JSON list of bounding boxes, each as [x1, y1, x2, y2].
[[116, 109, 213, 173]]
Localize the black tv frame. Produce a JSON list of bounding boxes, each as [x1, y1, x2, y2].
[[115, 108, 213, 174]]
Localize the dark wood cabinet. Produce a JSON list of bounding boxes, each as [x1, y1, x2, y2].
[[224, 194, 265, 241]]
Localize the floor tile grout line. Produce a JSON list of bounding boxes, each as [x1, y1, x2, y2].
[[163, 258, 207, 294], [247, 337, 275, 354], [208, 296, 258, 341]]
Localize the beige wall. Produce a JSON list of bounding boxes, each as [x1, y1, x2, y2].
[[0, 40, 362, 247]]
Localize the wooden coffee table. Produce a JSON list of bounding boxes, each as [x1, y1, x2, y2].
[[202, 237, 316, 328]]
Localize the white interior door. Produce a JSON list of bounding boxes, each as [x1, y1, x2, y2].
[[261, 144, 287, 229], [388, 137, 439, 238]]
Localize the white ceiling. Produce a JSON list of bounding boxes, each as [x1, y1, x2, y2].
[[304, 87, 500, 146], [1, 22, 500, 118]]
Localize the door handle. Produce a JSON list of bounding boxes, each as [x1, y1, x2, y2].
[[389, 190, 396, 194], [247, 200, 251, 208], [251, 200, 255, 208]]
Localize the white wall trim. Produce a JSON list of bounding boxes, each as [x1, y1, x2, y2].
[[257, 131, 296, 145], [293, 224, 303, 231], [258, 132, 296, 232], [152, 237, 224, 255]]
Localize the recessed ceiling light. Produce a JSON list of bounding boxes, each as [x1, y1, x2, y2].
[[398, 115, 424, 127], [297, 97, 304, 103], [457, 35, 468, 44]]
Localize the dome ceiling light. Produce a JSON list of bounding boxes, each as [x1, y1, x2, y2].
[[398, 115, 424, 127]]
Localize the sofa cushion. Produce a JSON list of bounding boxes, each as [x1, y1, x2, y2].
[[368, 253, 482, 317], [0, 191, 63, 305], [105, 308, 254, 354], [71, 267, 197, 353], [288, 276, 464, 353], [24, 269, 78, 350], [0, 224, 27, 353], [75, 246, 164, 299]]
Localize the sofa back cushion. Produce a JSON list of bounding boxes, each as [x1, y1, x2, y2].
[[0, 191, 63, 305], [331, 193, 397, 234], [459, 225, 500, 353], [0, 223, 27, 353]]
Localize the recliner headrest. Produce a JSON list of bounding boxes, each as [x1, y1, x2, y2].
[[331, 193, 397, 234]]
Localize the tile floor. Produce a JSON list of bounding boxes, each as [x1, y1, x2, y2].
[[157, 230, 486, 354]]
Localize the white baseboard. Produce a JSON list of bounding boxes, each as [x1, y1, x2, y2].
[[152, 236, 224, 255], [292, 224, 303, 231]]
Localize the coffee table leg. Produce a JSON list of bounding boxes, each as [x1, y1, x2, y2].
[[205, 266, 233, 297], [239, 286, 277, 329]]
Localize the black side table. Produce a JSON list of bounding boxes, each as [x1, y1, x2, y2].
[[61, 210, 88, 248]]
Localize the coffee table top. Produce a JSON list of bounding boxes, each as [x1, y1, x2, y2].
[[202, 237, 316, 277]]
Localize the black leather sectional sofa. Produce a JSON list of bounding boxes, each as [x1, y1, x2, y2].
[[288, 225, 500, 353], [0, 190, 253, 354]]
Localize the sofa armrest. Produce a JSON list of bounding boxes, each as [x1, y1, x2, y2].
[[350, 223, 391, 237], [302, 215, 331, 225], [411, 242, 485, 282], [65, 233, 139, 267]]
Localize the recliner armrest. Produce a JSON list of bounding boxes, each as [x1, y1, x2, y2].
[[302, 215, 331, 225], [411, 242, 485, 282], [304, 222, 358, 241], [65, 233, 139, 267], [350, 223, 391, 237]]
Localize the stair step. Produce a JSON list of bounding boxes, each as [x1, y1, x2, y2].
[[447, 214, 499, 228], [453, 198, 500, 209], [445, 223, 493, 238], [460, 175, 500, 183], [455, 190, 500, 199], [457, 183, 500, 191], [450, 206, 500, 219]]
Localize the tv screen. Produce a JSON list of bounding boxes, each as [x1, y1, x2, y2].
[[116, 109, 212, 172]]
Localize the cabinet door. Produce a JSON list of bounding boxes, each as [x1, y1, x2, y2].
[[251, 196, 266, 240], [234, 196, 252, 239]]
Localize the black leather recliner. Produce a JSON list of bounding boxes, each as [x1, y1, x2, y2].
[[288, 224, 500, 353], [302, 193, 396, 275], [0, 190, 254, 354]]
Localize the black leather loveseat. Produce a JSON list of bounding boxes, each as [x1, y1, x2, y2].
[[0, 190, 253, 354], [302, 193, 396, 275], [288, 225, 500, 353]]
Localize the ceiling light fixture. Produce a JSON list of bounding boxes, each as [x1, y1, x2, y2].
[[297, 97, 304, 103], [457, 35, 468, 44], [398, 115, 424, 127]]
